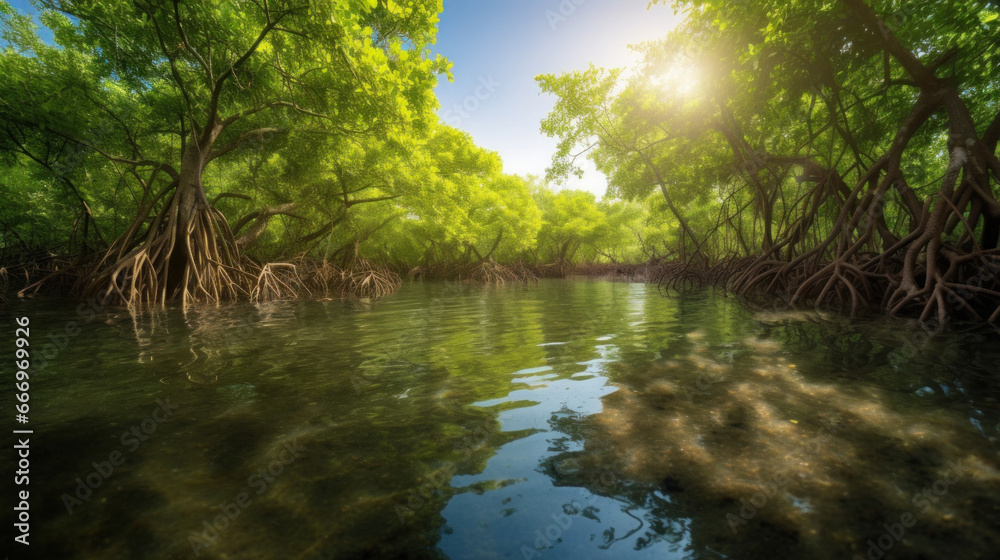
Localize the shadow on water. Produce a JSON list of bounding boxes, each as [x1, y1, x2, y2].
[[1, 281, 998, 560], [536, 315, 1000, 559]]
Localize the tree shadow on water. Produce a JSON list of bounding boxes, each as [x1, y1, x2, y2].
[[545, 325, 1000, 559]]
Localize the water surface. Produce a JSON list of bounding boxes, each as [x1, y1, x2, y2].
[[3, 280, 999, 559]]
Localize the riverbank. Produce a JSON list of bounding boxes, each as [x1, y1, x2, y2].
[[5, 249, 1000, 329], [0, 250, 665, 304]]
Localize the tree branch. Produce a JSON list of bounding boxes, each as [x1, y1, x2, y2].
[[207, 128, 282, 163], [344, 194, 402, 209], [236, 202, 303, 248], [211, 192, 252, 206], [204, 5, 306, 143], [172, 0, 213, 84]]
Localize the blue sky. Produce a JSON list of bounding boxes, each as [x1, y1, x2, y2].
[[5, 0, 684, 197], [433, 0, 683, 196]]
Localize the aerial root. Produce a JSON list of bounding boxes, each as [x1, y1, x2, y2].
[[463, 260, 537, 286], [250, 263, 302, 302], [342, 259, 402, 299], [741, 250, 998, 323], [74, 193, 252, 308], [11, 256, 80, 298], [645, 240, 1000, 324]]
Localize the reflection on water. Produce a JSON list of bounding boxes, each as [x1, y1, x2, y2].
[[2, 280, 999, 559]]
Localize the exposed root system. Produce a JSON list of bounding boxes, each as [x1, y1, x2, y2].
[[340, 259, 402, 299], [76, 187, 249, 307], [462, 260, 537, 286]]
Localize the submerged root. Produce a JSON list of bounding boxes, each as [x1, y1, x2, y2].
[[298, 259, 345, 295], [299, 258, 401, 299], [342, 264, 401, 299], [642, 233, 1000, 324], [408, 262, 463, 282], [244, 257, 407, 300], [403, 260, 537, 286], [250, 262, 303, 303], [656, 261, 711, 295], [719, 247, 1000, 324], [462, 260, 537, 286]]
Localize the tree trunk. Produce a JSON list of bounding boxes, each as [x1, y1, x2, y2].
[[80, 127, 249, 306]]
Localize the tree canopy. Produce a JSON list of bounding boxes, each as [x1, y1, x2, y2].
[[3, 0, 1000, 324], [540, 0, 1000, 323]]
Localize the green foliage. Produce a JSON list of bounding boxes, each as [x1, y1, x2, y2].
[[11, 0, 993, 302], [540, 0, 1000, 264]]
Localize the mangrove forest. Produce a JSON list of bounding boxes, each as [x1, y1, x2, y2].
[[1, 0, 999, 559]]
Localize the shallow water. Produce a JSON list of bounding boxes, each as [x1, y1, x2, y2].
[[3, 280, 1000, 559]]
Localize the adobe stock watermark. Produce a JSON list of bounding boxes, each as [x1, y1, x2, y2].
[[60, 397, 181, 513], [726, 414, 841, 533], [222, 302, 278, 351], [853, 460, 963, 560], [855, 185, 891, 235], [351, 344, 400, 396], [351, 281, 462, 396], [34, 298, 105, 372], [943, 259, 1000, 315], [395, 421, 493, 524], [893, 271, 999, 363], [49, 125, 111, 178], [441, 75, 501, 128], [520, 457, 625, 559], [545, 0, 589, 31], [187, 437, 305, 556], [680, 364, 727, 403], [724, 473, 791, 534]]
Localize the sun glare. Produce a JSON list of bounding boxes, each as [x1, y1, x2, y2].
[[652, 62, 702, 98]]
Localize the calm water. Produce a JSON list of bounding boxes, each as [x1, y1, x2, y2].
[[3, 280, 1000, 559]]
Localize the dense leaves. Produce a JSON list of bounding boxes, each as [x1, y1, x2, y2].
[[0, 0, 676, 301], [4, 0, 999, 322], [541, 0, 1000, 322]]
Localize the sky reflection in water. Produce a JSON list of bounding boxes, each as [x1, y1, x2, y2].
[[3, 280, 999, 559]]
